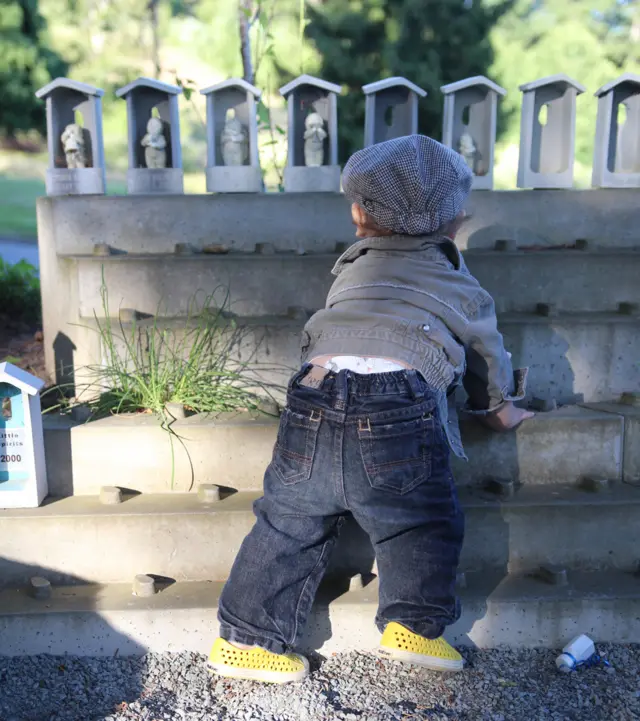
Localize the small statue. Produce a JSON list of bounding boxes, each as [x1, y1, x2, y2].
[[141, 116, 167, 169], [61, 123, 87, 169], [458, 132, 477, 173], [220, 108, 249, 166], [304, 112, 327, 167]]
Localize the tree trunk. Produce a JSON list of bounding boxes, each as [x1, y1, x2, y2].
[[148, 0, 161, 79], [239, 0, 255, 85]]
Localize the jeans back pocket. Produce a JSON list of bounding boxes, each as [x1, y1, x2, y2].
[[358, 413, 434, 495], [272, 408, 322, 485]]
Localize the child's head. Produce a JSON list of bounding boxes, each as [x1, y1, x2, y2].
[[342, 135, 472, 239]]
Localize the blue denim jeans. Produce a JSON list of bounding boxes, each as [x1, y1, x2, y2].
[[218, 365, 465, 655]]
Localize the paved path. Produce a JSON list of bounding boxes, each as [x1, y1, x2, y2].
[[0, 237, 39, 267]]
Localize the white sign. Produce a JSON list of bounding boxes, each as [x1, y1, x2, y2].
[[0, 428, 28, 472]]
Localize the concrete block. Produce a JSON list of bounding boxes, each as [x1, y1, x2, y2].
[[619, 301, 639, 316], [536, 302, 558, 317], [43, 404, 623, 497], [127, 169, 184, 195], [283, 166, 341, 193], [44, 411, 279, 497], [174, 243, 194, 255], [46, 168, 105, 196], [579, 477, 612, 493], [164, 402, 186, 420], [29, 576, 51, 600], [1, 570, 640, 656], [99, 486, 122, 505], [530, 397, 557, 412], [133, 574, 156, 597], [536, 564, 568, 586], [348, 574, 364, 592], [254, 242, 276, 254], [203, 244, 229, 255], [197, 484, 221, 503], [483, 477, 517, 498], [582, 401, 640, 483], [92, 243, 111, 257], [494, 239, 517, 251], [3, 484, 638, 586]]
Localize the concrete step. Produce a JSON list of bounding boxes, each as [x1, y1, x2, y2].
[[74, 248, 640, 319], [41, 190, 640, 257], [2, 484, 638, 586], [98, 311, 640, 406], [2, 568, 640, 656], [44, 405, 623, 497]]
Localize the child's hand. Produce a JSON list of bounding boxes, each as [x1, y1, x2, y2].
[[477, 402, 535, 432]]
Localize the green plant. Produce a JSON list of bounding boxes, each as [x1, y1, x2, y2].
[[0, 257, 41, 325], [80, 276, 271, 419]]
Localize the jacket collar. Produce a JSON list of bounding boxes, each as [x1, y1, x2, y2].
[[332, 234, 460, 275]]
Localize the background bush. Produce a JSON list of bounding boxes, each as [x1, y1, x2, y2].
[[0, 258, 41, 326]]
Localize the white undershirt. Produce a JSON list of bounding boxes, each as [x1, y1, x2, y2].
[[317, 356, 407, 374]]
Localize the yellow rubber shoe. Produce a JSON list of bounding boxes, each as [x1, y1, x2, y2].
[[378, 622, 464, 672], [207, 638, 310, 684]]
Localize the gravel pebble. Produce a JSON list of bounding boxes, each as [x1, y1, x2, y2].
[[0, 645, 639, 721]]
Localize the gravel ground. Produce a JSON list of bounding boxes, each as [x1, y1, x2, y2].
[[1, 646, 639, 721]]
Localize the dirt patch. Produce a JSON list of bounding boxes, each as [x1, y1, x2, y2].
[[0, 316, 48, 382]]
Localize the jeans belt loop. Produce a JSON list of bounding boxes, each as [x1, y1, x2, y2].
[[406, 369, 425, 401], [334, 369, 349, 410]]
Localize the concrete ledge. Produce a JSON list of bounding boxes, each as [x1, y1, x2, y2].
[[43, 405, 624, 497], [98, 312, 640, 405], [72, 248, 640, 318], [582, 401, 640, 483], [44, 411, 278, 497], [1, 485, 638, 586], [37, 190, 640, 256], [2, 570, 639, 656]]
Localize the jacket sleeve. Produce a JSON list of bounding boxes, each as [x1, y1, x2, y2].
[[455, 254, 528, 414]]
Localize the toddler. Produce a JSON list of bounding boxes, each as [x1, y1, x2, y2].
[[208, 135, 533, 683]]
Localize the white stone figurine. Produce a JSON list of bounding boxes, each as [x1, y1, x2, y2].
[[141, 116, 167, 169], [458, 132, 477, 173], [220, 108, 249, 167], [304, 112, 327, 167], [61, 123, 87, 169]]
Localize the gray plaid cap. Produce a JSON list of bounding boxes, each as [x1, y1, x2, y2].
[[342, 135, 472, 236]]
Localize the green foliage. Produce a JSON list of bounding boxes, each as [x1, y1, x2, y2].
[[81, 277, 267, 420], [305, 0, 515, 160], [491, 0, 640, 166], [0, 257, 41, 325], [0, 0, 67, 135]]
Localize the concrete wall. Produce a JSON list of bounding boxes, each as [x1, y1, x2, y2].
[[37, 191, 640, 404], [40, 190, 640, 255]]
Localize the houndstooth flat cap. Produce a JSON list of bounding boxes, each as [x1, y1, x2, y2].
[[342, 135, 472, 236]]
